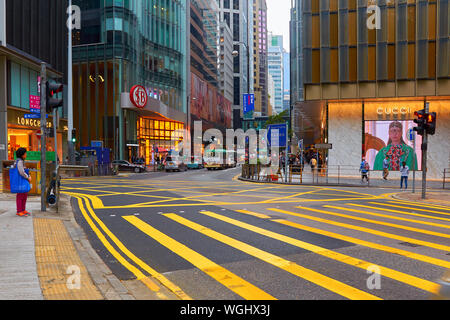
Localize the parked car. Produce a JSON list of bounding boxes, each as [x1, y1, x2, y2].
[[112, 160, 145, 173], [187, 156, 204, 170], [165, 156, 187, 172]]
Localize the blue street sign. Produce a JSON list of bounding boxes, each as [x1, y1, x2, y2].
[[243, 94, 255, 120], [30, 108, 41, 114], [24, 113, 47, 119], [267, 123, 287, 147]]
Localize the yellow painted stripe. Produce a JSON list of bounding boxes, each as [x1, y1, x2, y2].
[[278, 207, 450, 252], [164, 214, 380, 300], [199, 210, 440, 294], [352, 203, 450, 223], [371, 202, 450, 217], [123, 215, 276, 300], [389, 200, 450, 211], [73, 196, 157, 292], [75, 194, 191, 300], [272, 219, 450, 270], [346, 204, 450, 226], [324, 205, 450, 238], [235, 210, 272, 219]]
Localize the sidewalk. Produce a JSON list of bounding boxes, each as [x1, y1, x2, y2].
[[0, 190, 176, 300], [390, 190, 450, 206]]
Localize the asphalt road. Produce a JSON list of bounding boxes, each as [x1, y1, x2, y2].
[[62, 167, 450, 300]]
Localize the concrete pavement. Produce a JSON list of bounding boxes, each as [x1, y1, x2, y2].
[[0, 186, 176, 300]]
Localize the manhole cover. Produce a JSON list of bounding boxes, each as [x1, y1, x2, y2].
[[399, 242, 421, 248]]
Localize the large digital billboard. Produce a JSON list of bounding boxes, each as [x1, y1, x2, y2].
[[364, 120, 421, 171]]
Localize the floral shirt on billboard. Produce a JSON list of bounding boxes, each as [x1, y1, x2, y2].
[[374, 144, 418, 171]]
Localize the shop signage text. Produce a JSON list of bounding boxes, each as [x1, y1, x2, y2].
[[376, 106, 411, 116], [16, 116, 52, 129]]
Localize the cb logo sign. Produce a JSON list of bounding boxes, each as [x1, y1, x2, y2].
[[130, 85, 148, 109]]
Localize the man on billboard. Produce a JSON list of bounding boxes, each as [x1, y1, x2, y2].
[[373, 121, 418, 171]]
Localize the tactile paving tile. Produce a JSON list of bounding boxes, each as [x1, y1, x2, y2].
[[34, 218, 104, 300]]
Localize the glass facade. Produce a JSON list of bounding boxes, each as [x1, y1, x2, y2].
[[137, 118, 184, 164], [72, 0, 187, 160]]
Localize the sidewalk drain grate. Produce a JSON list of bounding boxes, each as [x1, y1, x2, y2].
[[399, 242, 421, 248]]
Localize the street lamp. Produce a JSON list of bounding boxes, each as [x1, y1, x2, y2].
[[231, 41, 251, 95]]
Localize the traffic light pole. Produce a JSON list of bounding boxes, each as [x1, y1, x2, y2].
[[421, 102, 429, 200], [40, 63, 47, 212]]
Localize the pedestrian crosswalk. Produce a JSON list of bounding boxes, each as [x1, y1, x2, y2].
[[75, 195, 449, 300]]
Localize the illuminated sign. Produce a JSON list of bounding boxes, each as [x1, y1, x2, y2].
[[130, 85, 148, 109]]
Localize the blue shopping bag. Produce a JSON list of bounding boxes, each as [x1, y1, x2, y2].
[[9, 163, 31, 194]]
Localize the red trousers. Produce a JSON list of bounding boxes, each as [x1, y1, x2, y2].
[[16, 193, 28, 213]]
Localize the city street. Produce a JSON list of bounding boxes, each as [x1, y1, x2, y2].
[[62, 168, 450, 300]]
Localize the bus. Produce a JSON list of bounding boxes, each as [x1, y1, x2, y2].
[[204, 149, 237, 170]]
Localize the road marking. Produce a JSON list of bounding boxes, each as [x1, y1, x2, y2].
[[235, 210, 272, 219], [349, 203, 450, 222], [370, 202, 450, 217], [123, 215, 276, 300], [164, 213, 381, 300], [274, 207, 450, 252], [73, 194, 191, 300], [199, 211, 440, 294], [271, 218, 450, 269], [324, 205, 450, 237], [388, 199, 450, 211]]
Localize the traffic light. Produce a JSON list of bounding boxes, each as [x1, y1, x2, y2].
[[413, 109, 427, 136], [46, 81, 64, 113], [426, 112, 436, 135], [71, 129, 77, 143]]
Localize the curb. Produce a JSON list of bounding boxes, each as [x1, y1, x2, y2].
[[389, 192, 450, 207], [238, 176, 446, 190]]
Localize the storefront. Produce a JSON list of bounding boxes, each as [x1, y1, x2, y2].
[[7, 107, 67, 161], [121, 91, 187, 165], [137, 117, 185, 165], [327, 97, 450, 180]]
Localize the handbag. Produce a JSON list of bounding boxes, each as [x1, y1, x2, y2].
[[9, 161, 31, 194]]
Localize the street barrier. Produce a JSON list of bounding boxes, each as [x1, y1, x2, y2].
[[444, 169, 450, 189]]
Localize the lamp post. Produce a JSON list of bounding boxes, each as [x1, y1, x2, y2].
[[232, 42, 251, 96]]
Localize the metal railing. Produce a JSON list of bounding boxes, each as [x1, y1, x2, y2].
[[241, 164, 372, 186], [444, 169, 450, 189]]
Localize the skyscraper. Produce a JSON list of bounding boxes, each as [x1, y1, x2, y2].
[[268, 33, 284, 114], [253, 0, 269, 117], [190, 0, 232, 132], [72, 0, 188, 163], [217, 0, 253, 127], [0, 0, 68, 162], [291, 0, 450, 180]]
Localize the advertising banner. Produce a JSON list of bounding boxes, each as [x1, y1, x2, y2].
[[364, 120, 421, 171]]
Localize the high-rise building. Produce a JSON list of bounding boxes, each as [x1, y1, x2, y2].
[[72, 0, 188, 164], [268, 33, 285, 114], [291, 0, 450, 180], [283, 51, 291, 112], [217, 0, 253, 127], [0, 0, 68, 161], [190, 0, 232, 132], [219, 21, 234, 103], [252, 0, 269, 117]]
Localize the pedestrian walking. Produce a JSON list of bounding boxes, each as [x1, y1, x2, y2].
[[400, 161, 409, 189], [383, 155, 390, 180], [311, 157, 317, 179], [360, 158, 370, 183], [12, 148, 32, 217]]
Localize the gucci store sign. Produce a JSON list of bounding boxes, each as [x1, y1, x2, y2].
[[364, 101, 425, 120]]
